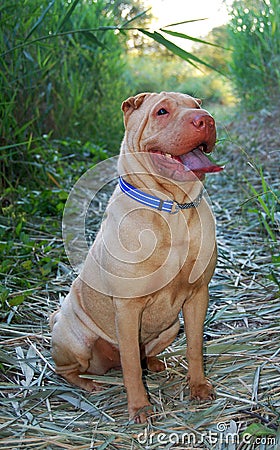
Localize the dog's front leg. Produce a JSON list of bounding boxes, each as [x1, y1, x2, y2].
[[114, 298, 152, 423], [182, 285, 215, 401]]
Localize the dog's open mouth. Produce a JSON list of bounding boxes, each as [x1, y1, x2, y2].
[[149, 146, 223, 182], [153, 145, 223, 173]]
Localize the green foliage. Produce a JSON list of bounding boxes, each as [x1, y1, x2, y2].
[[242, 166, 280, 290], [0, 208, 58, 321], [178, 74, 233, 106], [227, 0, 280, 109], [242, 422, 277, 438], [246, 169, 279, 242], [1, 133, 108, 189], [193, 26, 231, 75], [0, 0, 132, 155], [140, 28, 227, 74], [0, 136, 99, 320], [127, 52, 233, 107], [127, 24, 234, 107], [1, 1, 234, 191]]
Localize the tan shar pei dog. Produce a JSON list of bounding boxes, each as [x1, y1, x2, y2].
[[50, 91, 223, 423]]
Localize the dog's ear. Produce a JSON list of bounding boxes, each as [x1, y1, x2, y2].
[[122, 93, 150, 126], [122, 93, 149, 113], [195, 98, 202, 106]]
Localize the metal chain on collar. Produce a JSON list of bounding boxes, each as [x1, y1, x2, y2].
[[175, 188, 204, 210]]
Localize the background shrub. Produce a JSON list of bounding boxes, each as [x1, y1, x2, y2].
[[0, 0, 133, 153], [227, 0, 280, 110]]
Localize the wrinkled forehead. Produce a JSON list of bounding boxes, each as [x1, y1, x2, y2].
[[146, 92, 201, 111]]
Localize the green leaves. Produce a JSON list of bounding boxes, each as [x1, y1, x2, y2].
[[245, 168, 279, 243], [139, 29, 226, 75], [24, 0, 55, 41], [161, 28, 230, 51], [228, 0, 280, 109], [1, 7, 227, 78], [243, 423, 277, 437], [56, 0, 80, 32]]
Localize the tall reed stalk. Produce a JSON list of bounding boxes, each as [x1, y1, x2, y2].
[[227, 0, 280, 109]]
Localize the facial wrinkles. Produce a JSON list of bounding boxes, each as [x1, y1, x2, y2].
[[125, 110, 150, 153], [142, 103, 200, 154], [119, 93, 208, 200], [118, 113, 152, 185]]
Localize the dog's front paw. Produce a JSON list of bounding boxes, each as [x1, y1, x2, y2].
[[189, 379, 215, 401], [129, 403, 154, 424]]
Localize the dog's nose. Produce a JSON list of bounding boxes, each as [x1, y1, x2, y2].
[[192, 114, 215, 130]]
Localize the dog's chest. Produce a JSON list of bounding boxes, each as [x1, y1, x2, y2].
[[140, 274, 197, 339]]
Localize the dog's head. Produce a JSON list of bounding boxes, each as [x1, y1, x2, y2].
[[121, 92, 222, 182]]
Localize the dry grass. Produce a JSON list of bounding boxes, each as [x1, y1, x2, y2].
[[1, 115, 279, 449]]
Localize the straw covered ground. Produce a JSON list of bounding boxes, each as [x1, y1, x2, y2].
[[1, 109, 279, 449]]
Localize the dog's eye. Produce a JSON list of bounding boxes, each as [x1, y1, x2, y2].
[[157, 108, 168, 116]]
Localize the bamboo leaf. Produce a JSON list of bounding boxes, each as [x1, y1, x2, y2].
[[57, 393, 115, 421], [24, 1, 55, 41], [163, 18, 208, 28], [260, 215, 276, 241], [139, 30, 226, 75], [206, 343, 254, 354], [83, 31, 106, 48], [15, 346, 35, 386], [121, 9, 151, 28], [161, 28, 231, 51], [56, 0, 81, 33], [8, 294, 26, 307]]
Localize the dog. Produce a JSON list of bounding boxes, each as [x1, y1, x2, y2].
[[50, 92, 222, 423]]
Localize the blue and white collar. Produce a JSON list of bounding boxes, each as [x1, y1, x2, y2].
[[119, 177, 203, 214]]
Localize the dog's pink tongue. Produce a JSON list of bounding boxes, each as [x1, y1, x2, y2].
[[180, 148, 223, 173]]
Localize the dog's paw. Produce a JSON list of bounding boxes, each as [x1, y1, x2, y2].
[[84, 380, 103, 392], [129, 404, 154, 424], [61, 371, 103, 392], [146, 356, 165, 373], [75, 377, 103, 392], [189, 379, 215, 401]]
